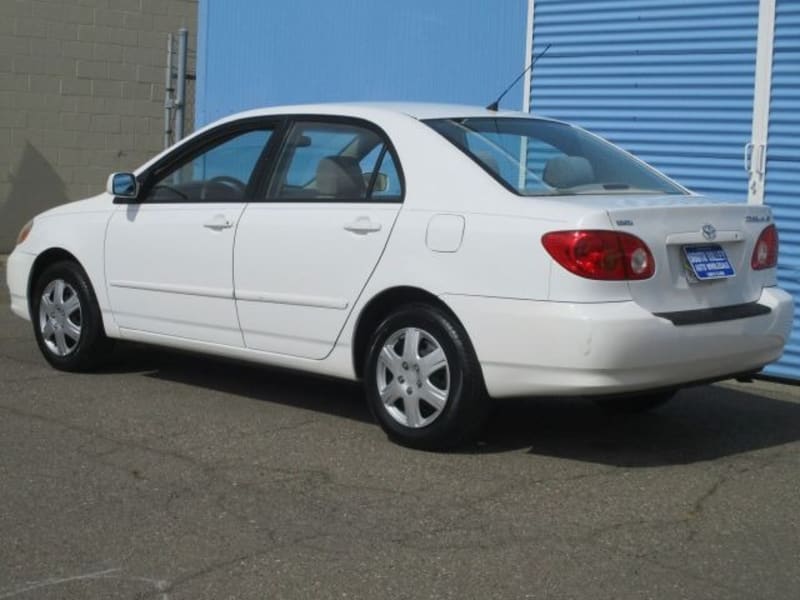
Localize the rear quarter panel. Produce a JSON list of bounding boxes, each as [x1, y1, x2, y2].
[[336, 114, 628, 358]]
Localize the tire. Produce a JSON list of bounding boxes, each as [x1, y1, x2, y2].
[[364, 303, 489, 450], [31, 260, 113, 372], [592, 389, 678, 414]]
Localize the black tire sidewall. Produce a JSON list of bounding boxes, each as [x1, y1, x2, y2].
[[31, 261, 106, 371], [364, 304, 486, 449]]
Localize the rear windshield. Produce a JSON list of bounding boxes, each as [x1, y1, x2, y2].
[[425, 117, 686, 196]]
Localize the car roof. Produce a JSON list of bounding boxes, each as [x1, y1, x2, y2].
[[137, 102, 566, 177], [215, 102, 555, 123]]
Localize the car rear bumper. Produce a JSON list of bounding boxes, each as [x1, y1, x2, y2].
[[6, 249, 35, 321], [442, 287, 794, 398]]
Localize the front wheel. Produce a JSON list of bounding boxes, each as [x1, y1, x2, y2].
[[364, 303, 489, 450], [31, 260, 113, 371]]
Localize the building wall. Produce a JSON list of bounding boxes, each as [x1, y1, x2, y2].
[[527, 0, 759, 202], [196, 0, 529, 127], [0, 0, 198, 252], [762, 0, 800, 378]]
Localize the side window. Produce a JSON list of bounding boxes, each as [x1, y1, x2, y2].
[[145, 128, 273, 203], [269, 121, 402, 201], [370, 150, 402, 199]]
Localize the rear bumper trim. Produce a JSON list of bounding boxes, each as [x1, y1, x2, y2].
[[654, 302, 771, 326]]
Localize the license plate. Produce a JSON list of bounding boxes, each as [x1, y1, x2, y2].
[[683, 245, 735, 281]]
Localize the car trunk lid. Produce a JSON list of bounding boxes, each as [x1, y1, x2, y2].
[[600, 195, 773, 314]]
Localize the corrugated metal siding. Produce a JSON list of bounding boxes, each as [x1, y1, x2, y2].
[[528, 0, 759, 200], [763, 0, 800, 378]]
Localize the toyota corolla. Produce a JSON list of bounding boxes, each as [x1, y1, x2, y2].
[[6, 103, 793, 448]]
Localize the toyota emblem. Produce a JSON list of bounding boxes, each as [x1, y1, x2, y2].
[[702, 224, 717, 241]]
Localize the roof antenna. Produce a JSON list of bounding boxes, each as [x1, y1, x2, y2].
[[486, 43, 551, 112]]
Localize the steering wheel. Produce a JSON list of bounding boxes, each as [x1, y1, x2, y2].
[[207, 176, 247, 193]]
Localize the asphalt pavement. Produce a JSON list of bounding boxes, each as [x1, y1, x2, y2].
[[1, 261, 799, 599]]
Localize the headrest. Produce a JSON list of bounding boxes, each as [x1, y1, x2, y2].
[[543, 156, 594, 189], [316, 156, 365, 197]]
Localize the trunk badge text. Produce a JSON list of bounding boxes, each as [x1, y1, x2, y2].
[[702, 224, 717, 241]]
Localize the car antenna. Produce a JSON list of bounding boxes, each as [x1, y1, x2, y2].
[[486, 43, 551, 112]]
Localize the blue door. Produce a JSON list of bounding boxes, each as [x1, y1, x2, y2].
[[763, 0, 800, 378]]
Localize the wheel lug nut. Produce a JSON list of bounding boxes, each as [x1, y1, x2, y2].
[[406, 387, 413, 395], [402, 362, 408, 370], [397, 376, 405, 384]]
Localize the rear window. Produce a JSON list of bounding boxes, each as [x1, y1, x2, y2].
[[425, 117, 686, 197]]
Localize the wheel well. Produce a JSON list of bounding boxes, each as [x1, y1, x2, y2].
[[27, 248, 80, 311], [352, 286, 463, 379]]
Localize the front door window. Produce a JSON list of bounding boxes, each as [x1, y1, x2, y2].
[[144, 128, 274, 203]]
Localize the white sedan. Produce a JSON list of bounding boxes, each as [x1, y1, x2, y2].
[[6, 103, 793, 448]]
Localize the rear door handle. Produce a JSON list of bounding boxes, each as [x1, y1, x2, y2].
[[344, 217, 382, 234], [203, 214, 234, 230]]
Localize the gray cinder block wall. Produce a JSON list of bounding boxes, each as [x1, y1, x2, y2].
[[0, 0, 197, 252]]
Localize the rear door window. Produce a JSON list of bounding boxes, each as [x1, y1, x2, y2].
[[268, 120, 403, 202]]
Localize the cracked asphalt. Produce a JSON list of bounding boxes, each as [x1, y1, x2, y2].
[[2, 262, 800, 599]]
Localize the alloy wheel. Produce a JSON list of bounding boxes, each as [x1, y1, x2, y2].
[[38, 279, 82, 357], [375, 327, 450, 428]]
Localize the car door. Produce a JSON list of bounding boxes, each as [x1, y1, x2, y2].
[[234, 117, 404, 359], [105, 119, 278, 346]]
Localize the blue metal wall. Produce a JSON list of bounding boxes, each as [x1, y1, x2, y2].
[[764, 0, 800, 378], [528, 0, 759, 201], [196, 0, 528, 127]]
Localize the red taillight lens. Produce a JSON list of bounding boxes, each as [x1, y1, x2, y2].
[[751, 224, 779, 270], [542, 230, 655, 280]]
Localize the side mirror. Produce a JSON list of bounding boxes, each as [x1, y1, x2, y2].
[[107, 172, 139, 200]]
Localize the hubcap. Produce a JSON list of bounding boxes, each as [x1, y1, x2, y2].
[[376, 327, 450, 428], [38, 279, 82, 357]]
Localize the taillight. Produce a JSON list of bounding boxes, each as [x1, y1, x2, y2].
[[541, 230, 655, 280], [751, 224, 779, 270]]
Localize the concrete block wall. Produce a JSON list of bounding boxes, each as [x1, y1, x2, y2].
[[0, 0, 197, 252]]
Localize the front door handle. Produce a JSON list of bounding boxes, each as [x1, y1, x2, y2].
[[203, 214, 234, 230], [344, 217, 382, 234]]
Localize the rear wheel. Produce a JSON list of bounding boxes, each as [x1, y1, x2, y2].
[[592, 389, 678, 414], [364, 304, 489, 450], [31, 260, 112, 371]]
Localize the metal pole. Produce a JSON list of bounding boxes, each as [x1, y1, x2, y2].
[[163, 33, 174, 149], [175, 28, 188, 142]]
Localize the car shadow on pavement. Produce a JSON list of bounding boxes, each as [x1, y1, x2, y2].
[[102, 343, 374, 424], [102, 344, 800, 465], [480, 385, 800, 466]]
